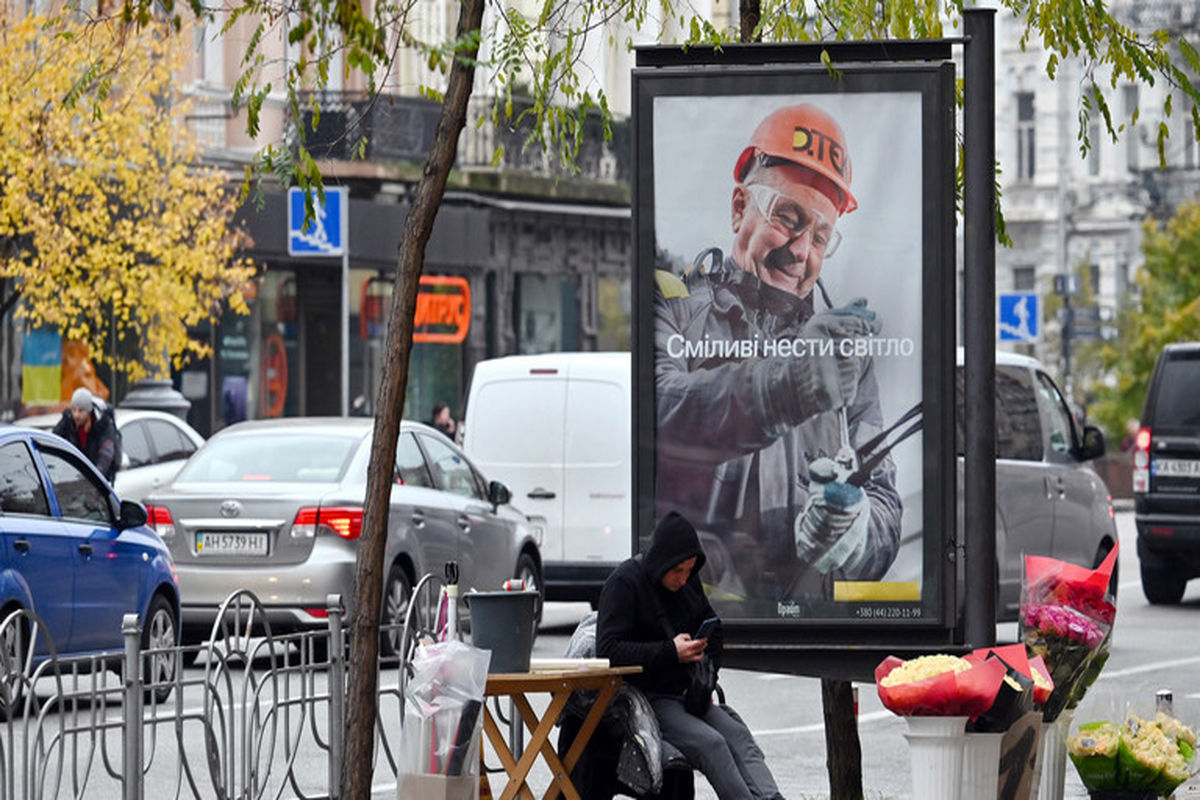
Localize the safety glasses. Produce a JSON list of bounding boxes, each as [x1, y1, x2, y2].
[[742, 183, 842, 258]]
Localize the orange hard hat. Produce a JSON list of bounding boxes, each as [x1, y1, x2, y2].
[[733, 104, 857, 215]]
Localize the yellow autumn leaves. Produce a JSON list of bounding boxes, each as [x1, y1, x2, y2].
[[0, 10, 255, 380]]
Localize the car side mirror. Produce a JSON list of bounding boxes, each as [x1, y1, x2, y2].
[[487, 480, 511, 509], [118, 499, 148, 530], [1076, 424, 1106, 461]]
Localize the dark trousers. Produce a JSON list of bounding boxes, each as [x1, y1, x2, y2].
[[649, 695, 781, 800]]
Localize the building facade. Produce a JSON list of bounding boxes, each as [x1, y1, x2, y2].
[[993, 0, 1200, 400], [162, 2, 718, 436]]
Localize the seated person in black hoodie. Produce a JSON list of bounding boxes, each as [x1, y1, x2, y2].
[[596, 511, 784, 800]]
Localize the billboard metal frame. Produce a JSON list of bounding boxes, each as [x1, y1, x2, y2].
[[631, 25, 994, 677]]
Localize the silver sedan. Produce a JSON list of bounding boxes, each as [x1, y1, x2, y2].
[[143, 417, 543, 655]]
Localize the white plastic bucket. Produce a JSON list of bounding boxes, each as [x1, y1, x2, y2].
[[961, 730, 1005, 800], [1033, 712, 1073, 800], [903, 715, 967, 800]]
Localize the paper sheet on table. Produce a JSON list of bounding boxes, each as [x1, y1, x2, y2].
[[528, 657, 610, 672]]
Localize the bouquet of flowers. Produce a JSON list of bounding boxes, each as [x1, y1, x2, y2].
[[966, 644, 1053, 732], [1021, 545, 1118, 722], [875, 653, 1007, 719], [1068, 711, 1197, 797]]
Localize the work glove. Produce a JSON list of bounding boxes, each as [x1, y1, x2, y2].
[[752, 299, 877, 432], [794, 458, 872, 575], [802, 297, 883, 341], [752, 350, 862, 433]]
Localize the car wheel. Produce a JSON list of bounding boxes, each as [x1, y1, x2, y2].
[[515, 552, 543, 627], [380, 564, 413, 659], [0, 614, 28, 721], [1141, 563, 1187, 605], [141, 595, 178, 705]]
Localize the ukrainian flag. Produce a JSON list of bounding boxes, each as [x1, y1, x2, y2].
[[22, 329, 61, 407]]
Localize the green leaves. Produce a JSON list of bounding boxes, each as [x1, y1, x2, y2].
[[2, 10, 254, 380]]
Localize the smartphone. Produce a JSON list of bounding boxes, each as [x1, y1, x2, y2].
[[694, 616, 719, 640]]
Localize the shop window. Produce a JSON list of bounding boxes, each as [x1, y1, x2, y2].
[[515, 274, 580, 354]]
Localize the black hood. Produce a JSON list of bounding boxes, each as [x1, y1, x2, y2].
[[643, 511, 706, 583]]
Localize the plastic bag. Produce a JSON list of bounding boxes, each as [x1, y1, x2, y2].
[[401, 640, 491, 778]]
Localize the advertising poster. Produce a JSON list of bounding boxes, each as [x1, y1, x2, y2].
[[636, 65, 955, 628]]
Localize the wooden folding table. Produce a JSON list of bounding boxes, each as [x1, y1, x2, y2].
[[481, 665, 641, 800]]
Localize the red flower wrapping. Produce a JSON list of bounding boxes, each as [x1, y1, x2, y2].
[[875, 654, 1007, 719], [1028, 654, 1054, 705], [1021, 545, 1117, 721]]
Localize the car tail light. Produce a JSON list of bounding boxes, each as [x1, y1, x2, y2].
[[291, 506, 363, 539], [1132, 426, 1151, 493], [145, 505, 175, 539]]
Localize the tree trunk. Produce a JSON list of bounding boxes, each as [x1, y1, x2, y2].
[[739, 0, 761, 42], [821, 678, 864, 800], [340, 0, 485, 795]]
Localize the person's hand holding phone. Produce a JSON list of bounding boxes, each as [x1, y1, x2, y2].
[[673, 633, 706, 663]]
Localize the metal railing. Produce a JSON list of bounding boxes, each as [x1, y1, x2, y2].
[[0, 575, 446, 799]]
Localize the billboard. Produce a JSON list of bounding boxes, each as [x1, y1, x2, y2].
[[633, 64, 958, 637]]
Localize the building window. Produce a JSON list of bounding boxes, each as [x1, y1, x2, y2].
[[1013, 266, 1036, 291], [514, 274, 580, 354], [1123, 85, 1139, 171], [1089, 263, 1101, 295], [1017, 93, 1036, 181]]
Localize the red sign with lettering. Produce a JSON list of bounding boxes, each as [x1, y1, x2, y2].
[[413, 276, 471, 344]]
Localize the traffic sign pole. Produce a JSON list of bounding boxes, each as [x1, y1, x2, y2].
[[286, 187, 350, 416], [341, 195, 349, 417]]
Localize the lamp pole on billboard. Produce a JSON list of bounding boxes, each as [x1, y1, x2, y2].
[[963, 6, 997, 649]]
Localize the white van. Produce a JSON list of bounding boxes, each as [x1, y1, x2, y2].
[[462, 352, 631, 603]]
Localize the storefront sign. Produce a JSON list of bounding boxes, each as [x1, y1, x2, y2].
[[414, 276, 471, 344]]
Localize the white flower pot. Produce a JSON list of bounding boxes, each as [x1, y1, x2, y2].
[[961, 730, 1005, 800], [903, 715, 967, 800], [1032, 712, 1074, 800]]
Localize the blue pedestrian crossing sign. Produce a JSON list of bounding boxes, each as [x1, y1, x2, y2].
[[287, 186, 347, 256], [998, 292, 1039, 343]]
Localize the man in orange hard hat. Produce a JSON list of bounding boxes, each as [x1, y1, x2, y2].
[[654, 103, 902, 607]]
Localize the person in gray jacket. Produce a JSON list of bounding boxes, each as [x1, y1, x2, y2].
[[653, 103, 902, 608]]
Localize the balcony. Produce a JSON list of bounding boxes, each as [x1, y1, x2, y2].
[[288, 92, 631, 188]]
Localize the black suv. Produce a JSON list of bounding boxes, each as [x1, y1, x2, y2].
[[1133, 343, 1200, 604]]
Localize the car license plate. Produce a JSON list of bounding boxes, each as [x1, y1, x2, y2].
[[1152, 458, 1200, 478], [196, 532, 268, 556]]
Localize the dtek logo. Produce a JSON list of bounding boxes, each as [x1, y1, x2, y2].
[[791, 126, 848, 179]]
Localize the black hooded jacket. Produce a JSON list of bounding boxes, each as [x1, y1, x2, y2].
[[52, 403, 121, 483], [596, 512, 722, 695]]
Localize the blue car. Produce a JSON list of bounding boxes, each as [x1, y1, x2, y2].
[[0, 425, 180, 709]]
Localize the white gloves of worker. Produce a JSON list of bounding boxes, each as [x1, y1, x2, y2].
[[794, 457, 872, 575]]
